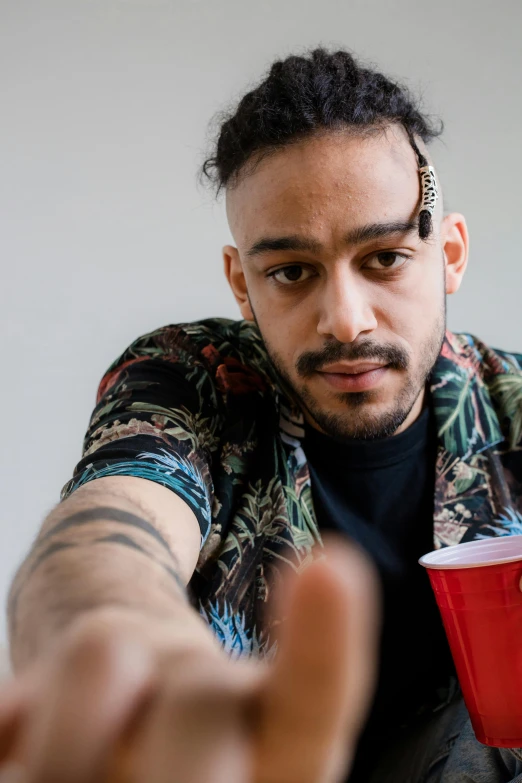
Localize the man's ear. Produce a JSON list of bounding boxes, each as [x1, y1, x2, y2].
[[223, 245, 255, 321], [441, 213, 469, 295]]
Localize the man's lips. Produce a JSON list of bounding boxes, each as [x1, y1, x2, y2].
[[316, 362, 390, 392], [319, 362, 387, 375]]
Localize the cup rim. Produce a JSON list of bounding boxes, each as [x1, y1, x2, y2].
[[419, 535, 522, 570]]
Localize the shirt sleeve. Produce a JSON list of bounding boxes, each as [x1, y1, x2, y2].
[[61, 325, 221, 548]]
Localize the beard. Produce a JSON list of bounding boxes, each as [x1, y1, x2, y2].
[[255, 305, 446, 442]]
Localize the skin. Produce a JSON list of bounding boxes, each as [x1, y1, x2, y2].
[[224, 124, 469, 440]]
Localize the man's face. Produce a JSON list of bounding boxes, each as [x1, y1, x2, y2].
[[224, 126, 464, 440]]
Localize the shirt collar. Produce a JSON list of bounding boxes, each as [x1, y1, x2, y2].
[[430, 331, 503, 460]]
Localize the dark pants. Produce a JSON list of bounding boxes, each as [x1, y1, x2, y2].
[[365, 691, 522, 783]]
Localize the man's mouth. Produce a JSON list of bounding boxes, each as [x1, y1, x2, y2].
[[316, 362, 390, 392]]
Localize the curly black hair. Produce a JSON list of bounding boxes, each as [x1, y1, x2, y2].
[[201, 47, 442, 239]]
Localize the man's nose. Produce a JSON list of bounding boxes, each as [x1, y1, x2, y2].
[[316, 271, 378, 345]]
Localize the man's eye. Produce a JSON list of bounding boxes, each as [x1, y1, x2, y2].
[[364, 252, 410, 270], [270, 265, 314, 285]]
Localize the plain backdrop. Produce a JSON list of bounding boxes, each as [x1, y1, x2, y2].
[[1, 0, 521, 646]]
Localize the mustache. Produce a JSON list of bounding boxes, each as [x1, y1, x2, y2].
[[296, 340, 410, 377]]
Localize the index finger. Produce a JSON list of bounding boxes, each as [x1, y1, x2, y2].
[[23, 626, 154, 783]]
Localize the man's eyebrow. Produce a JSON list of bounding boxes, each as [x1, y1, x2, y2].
[[245, 235, 322, 258], [245, 220, 418, 259], [345, 220, 418, 245]]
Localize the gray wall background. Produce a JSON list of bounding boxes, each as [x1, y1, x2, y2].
[[1, 0, 521, 645]]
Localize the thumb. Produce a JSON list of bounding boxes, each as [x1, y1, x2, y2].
[[0, 669, 40, 766], [253, 538, 381, 783]]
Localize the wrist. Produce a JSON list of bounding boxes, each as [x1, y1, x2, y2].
[[63, 604, 221, 661]]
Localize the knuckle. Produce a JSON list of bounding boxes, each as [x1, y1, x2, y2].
[[61, 616, 122, 673]]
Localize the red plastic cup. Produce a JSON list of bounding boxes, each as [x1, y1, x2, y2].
[[419, 535, 522, 747]]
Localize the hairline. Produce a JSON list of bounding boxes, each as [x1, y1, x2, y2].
[[224, 121, 433, 195]]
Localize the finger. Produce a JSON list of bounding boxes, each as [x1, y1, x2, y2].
[[122, 652, 255, 783], [23, 625, 154, 783], [254, 537, 381, 783], [0, 673, 39, 765]]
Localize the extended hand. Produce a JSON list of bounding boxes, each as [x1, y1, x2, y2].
[[0, 539, 380, 783]]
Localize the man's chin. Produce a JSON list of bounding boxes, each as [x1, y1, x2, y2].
[[299, 388, 420, 441], [303, 385, 388, 418], [307, 409, 412, 441]]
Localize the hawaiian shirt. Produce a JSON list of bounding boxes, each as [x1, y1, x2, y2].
[[61, 319, 522, 660]]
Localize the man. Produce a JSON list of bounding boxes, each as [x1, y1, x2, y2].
[[2, 47, 522, 782]]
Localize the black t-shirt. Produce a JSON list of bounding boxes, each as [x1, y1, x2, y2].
[[303, 405, 455, 780]]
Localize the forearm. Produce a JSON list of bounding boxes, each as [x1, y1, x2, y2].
[[8, 485, 215, 672]]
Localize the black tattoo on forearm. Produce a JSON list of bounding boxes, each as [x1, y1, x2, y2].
[[38, 507, 173, 555], [8, 541, 76, 635], [8, 507, 187, 636], [96, 532, 186, 591], [28, 540, 77, 578]]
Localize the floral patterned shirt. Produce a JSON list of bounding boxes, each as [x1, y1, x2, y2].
[[62, 319, 522, 663]]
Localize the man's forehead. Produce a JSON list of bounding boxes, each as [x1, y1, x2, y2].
[[225, 125, 435, 242]]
